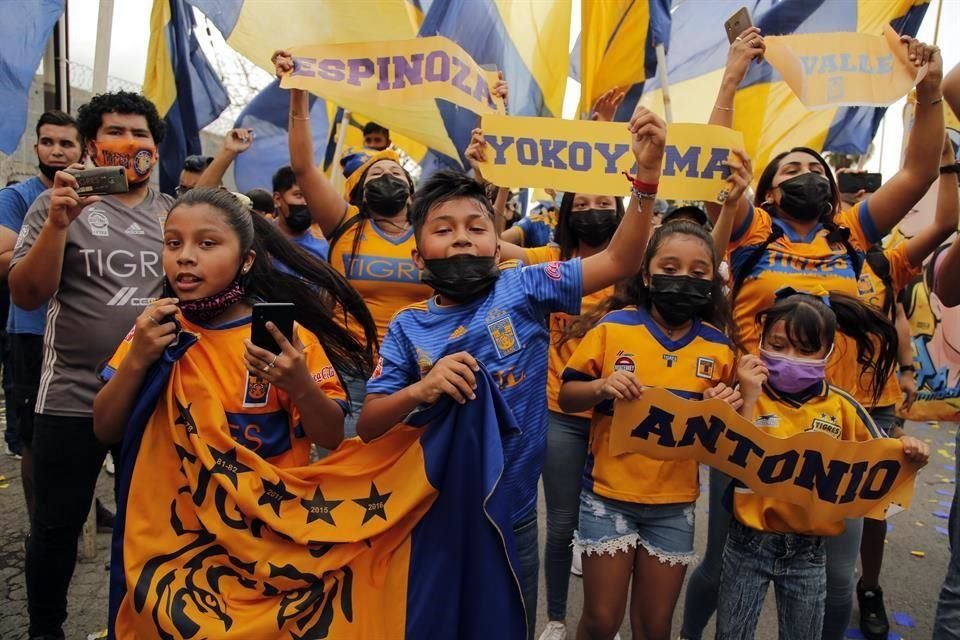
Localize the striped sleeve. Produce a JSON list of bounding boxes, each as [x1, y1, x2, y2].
[[365, 318, 418, 396], [521, 256, 583, 317]]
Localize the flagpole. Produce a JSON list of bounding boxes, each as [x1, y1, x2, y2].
[[655, 43, 673, 123], [933, 0, 943, 46], [92, 0, 115, 94]]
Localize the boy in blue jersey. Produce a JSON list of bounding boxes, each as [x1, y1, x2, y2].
[[358, 105, 667, 638]]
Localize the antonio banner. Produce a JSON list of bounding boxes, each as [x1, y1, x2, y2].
[[478, 116, 745, 201], [610, 388, 920, 522], [281, 36, 505, 116], [764, 25, 924, 110]]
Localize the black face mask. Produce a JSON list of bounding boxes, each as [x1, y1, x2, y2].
[[364, 175, 409, 217], [569, 208, 619, 247], [649, 274, 712, 327], [285, 203, 312, 234], [775, 172, 833, 222], [38, 161, 63, 181], [421, 255, 500, 303]]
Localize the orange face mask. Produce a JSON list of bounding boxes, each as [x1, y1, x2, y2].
[[92, 139, 157, 184]]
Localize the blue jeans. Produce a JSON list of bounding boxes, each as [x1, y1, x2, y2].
[[717, 520, 826, 640], [542, 411, 590, 621], [342, 375, 367, 440], [1, 330, 19, 453], [514, 510, 539, 640], [681, 467, 732, 639], [934, 426, 960, 638]]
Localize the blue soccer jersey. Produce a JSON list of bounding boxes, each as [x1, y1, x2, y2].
[[367, 258, 583, 521]]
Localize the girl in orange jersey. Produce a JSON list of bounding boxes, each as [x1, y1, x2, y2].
[[94, 188, 377, 464], [717, 290, 928, 640]]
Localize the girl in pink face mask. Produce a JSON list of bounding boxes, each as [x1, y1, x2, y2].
[[717, 288, 930, 640]]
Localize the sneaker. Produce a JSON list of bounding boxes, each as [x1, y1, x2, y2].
[[95, 499, 115, 533], [538, 621, 567, 640], [4, 442, 21, 460], [570, 548, 583, 577], [857, 579, 890, 640], [104, 452, 115, 476]]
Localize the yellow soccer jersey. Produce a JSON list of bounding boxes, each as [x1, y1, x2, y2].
[[104, 314, 347, 468], [855, 243, 921, 408], [730, 202, 881, 397], [562, 306, 735, 503], [327, 206, 433, 344], [522, 245, 612, 417], [733, 381, 882, 536]]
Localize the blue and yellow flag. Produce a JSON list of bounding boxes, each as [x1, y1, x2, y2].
[[0, 0, 63, 154], [144, 0, 229, 195], [574, 0, 671, 121], [107, 334, 525, 639], [638, 0, 928, 172]]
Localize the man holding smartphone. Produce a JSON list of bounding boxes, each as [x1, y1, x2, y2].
[[8, 91, 174, 640]]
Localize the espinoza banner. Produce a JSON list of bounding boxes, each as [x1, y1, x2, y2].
[[478, 116, 744, 202], [764, 25, 924, 110], [610, 388, 919, 521], [281, 36, 505, 116]]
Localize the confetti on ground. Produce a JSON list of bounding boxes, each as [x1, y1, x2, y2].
[[935, 511, 950, 519], [937, 526, 950, 536], [941, 500, 953, 507], [844, 629, 865, 639], [911, 550, 927, 557], [887, 523, 893, 533], [939, 449, 956, 460], [893, 612, 916, 628], [938, 489, 954, 496], [916, 521, 926, 527], [0, 484, 8, 490], [947, 465, 956, 472]]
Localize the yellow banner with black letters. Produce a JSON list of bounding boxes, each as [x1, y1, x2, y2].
[[477, 116, 744, 202], [763, 24, 924, 110], [281, 36, 506, 116], [609, 388, 920, 522]]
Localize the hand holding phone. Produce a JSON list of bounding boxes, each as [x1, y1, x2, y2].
[[251, 303, 295, 355], [65, 166, 129, 196], [837, 172, 882, 195], [725, 7, 753, 44]]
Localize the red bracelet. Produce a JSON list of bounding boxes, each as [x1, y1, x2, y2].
[[632, 179, 659, 193]]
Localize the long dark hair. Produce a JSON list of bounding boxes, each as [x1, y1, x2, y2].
[[567, 221, 736, 343], [553, 192, 625, 261], [755, 146, 842, 227], [756, 291, 897, 406], [344, 159, 416, 269], [171, 188, 378, 386]]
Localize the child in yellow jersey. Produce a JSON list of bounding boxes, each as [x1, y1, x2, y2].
[[93, 188, 378, 461], [558, 222, 742, 640], [716, 290, 929, 640]]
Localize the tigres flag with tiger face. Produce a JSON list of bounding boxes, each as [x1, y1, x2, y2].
[[107, 333, 525, 639]]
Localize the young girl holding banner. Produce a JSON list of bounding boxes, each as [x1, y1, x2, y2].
[[557, 217, 744, 640], [717, 289, 929, 640], [683, 28, 945, 640]]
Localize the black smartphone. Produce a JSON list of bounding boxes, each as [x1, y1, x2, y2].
[[66, 166, 129, 196], [725, 7, 753, 44], [251, 303, 296, 354], [838, 172, 882, 195]]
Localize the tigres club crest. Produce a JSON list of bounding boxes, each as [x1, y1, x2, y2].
[[486, 314, 522, 359], [696, 357, 716, 380], [133, 149, 154, 178], [807, 416, 841, 438], [243, 373, 271, 408]]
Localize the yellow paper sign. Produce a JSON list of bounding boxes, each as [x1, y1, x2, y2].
[[764, 25, 923, 110], [609, 388, 919, 521], [281, 36, 505, 116], [478, 116, 744, 201]]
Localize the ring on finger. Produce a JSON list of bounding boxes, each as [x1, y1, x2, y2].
[[148, 315, 160, 326], [262, 364, 271, 373]]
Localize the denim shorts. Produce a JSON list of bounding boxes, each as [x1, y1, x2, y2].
[[574, 488, 696, 566]]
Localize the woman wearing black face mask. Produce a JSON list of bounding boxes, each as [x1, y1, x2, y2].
[[274, 50, 434, 438], [680, 27, 946, 640]]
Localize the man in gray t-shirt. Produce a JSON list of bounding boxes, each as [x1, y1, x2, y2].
[[7, 90, 173, 639]]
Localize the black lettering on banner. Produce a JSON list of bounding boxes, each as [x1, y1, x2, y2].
[[794, 450, 850, 504], [839, 460, 869, 504], [677, 415, 727, 453], [630, 406, 677, 447], [860, 460, 900, 500], [723, 429, 765, 469], [757, 450, 799, 484]]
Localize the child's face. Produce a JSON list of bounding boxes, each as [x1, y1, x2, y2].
[[646, 234, 714, 282], [163, 204, 254, 301], [413, 197, 500, 265], [762, 319, 829, 360]]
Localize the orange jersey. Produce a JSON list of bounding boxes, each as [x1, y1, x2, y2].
[[104, 315, 346, 468], [562, 306, 735, 503], [522, 245, 613, 417], [855, 243, 921, 408], [328, 206, 433, 344], [734, 382, 881, 535], [730, 202, 882, 396]]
